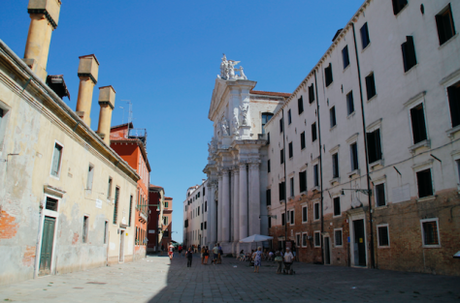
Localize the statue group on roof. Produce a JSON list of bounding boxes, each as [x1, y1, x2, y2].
[[218, 54, 247, 80]]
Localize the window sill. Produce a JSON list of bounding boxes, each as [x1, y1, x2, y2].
[[361, 43, 371, 53], [375, 204, 388, 209], [377, 245, 391, 249], [330, 125, 337, 131], [417, 195, 437, 203], [329, 177, 340, 185], [343, 64, 351, 73], [422, 244, 441, 249], [347, 111, 356, 119], [333, 214, 342, 218], [409, 139, 430, 154], [366, 94, 378, 103], [370, 159, 384, 170], [404, 63, 418, 75], [394, 4, 408, 17], [438, 33, 458, 50], [348, 169, 360, 179], [446, 124, 460, 139], [312, 186, 320, 192]]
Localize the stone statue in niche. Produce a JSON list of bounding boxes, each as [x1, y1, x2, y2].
[[232, 113, 239, 134], [217, 54, 248, 80], [239, 105, 249, 126], [221, 118, 229, 136]]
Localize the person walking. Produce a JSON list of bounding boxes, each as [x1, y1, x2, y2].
[[201, 246, 206, 264], [217, 243, 223, 264], [203, 246, 209, 265], [274, 251, 283, 274], [186, 247, 193, 267], [212, 244, 219, 265], [253, 246, 263, 273], [168, 244, 174, 260]]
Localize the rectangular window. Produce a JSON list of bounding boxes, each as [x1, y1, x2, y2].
[[281, 213, 285, 226], [360, 22, 370, 49], [302, 206, 308, 223], [333, 197, 341, 216], [311, 122, 317, 142], [314, 164, 319, 187], [330, 106, 337, 128], [402, 36, 417, 72], [342, 45, 350, 69], [205, 201, 207, 212], [268, 217, 272, 228], [288, 142, 293, 159], [104, 221, 108, 244], [198, 206, 200, 216], [164, 216, 168, 225], [367, 129, 382, 163], [165, 201, 169, 208], [83, 216, 89, 243], [0, 107, 7, 150], [51, 143, 63, 177], [45, 196, 58, 211], [280, 118, 283, 133], [378, 225, 390, 247], [267, 132, 270, 144], [350, 143, 359, 171], [392, 0, 407, 15], [298, 96, 304, 114], [375, 183, 386, 207], [365, 73, 376, 100], [417, 168, 433, 198], [448, 81, 460, 127], [113, 187, 119, 224], [289, 210, 294, 225], [268, 159, 271, 173], [302, 233, 308, 247], [279, 182, 286, 201], [280, 149, 284, 164], [309, 84, 315, 103], [346, 91, 355, 115], [332, 153, 339, 178], [335, 229, 343, 246], [288, 109, 292, 125], [300, 131, 306, 150], [421, 219, 440, 246], [410, 103, 428, 144], [198, 192, 200, 198], [107, 177, 113, 199], [314, 203, 320, 220], [203, 187, 206, 196], [128, 195, 133, 227], [87, 165, 94, 191], [299, 170, 307, 193], [204, 221, 207, 229], [314, 231, 321, 247], [457, 159, 460, 183], [325, 63, 333, 87], [296, 234, 301, 248], [266, 189, 271, 206], [290, 177, 294, 197], [436, 4, 456, 46]]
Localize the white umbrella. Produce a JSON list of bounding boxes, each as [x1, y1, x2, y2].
[[239, 234, 273, 243]]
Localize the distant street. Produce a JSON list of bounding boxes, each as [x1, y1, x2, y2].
[[1, 253, 459, 302]]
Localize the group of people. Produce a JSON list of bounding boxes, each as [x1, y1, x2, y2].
[[239, 247, 296, 274], [183, 243, 224, 267]]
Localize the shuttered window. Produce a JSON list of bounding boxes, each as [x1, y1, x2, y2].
[[325, 63, 333, 87], [342, 45, 350, 69], [299, 170, 307, 193], [51, 143, 63, 177], [308, 84, 315, 103], [436, 4, 456, 45], [402, 36, 417, 72], [410, 104, 427, 144], [360, 22, 370, 49], [392, 0, 407, 15], [448, 82, 460, 127], [367, 129, 382, 163], [298, 96, 304, 114]]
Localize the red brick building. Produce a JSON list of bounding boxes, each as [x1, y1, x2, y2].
[[147, 185, 164, 253], [110, 123, 151, 260]]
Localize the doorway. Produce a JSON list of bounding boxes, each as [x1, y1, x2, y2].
[[39, 216, 56, 276], [324, 236, 331, 265], [119, 230, 125, 263], [353, 219, 366, 266]]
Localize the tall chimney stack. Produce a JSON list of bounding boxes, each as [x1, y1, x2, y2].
[[75, 55, 99, 126], [24, 0, 61, 81], [96, 86, 116, 145]]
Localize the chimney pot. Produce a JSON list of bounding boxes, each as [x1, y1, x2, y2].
[[96, 86, 116, 146], [28, 0, 62, 28], [77, 54, 99, 84]]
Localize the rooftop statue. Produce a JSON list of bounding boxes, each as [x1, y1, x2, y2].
[[218, 54, 248, 80]]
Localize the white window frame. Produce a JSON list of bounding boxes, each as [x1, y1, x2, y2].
[[377, 223, 390, 248], [413, 161, 435, 199], [50, 140, 64, 179], [314, 202, 320, 221], [334, 228, 343, 247], [420, 218, 441, 248], [302, 232, 308, 248], [374, 181, 387, 207], [302, 205, 308, 223], [404, 92, 430, 149], [314, 231, 321, 247]]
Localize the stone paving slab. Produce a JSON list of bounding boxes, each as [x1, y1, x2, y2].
[[0, 253, 459, 302]]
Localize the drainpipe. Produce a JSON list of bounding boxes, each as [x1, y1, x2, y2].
[[313, 69, 325, 264], [282, 108, 288, 251], [352, 22, 375, 269]]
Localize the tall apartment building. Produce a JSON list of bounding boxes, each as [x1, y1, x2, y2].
[[183, 182, 207, 248], [265, 0, 460, 275], [147, 184, 165, 253], [186, 0, 460, 275]]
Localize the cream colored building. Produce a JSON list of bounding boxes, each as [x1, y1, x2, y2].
[[0, 0, 139, 284]]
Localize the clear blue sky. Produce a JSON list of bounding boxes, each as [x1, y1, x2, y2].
[[1, 0, 365, 243]]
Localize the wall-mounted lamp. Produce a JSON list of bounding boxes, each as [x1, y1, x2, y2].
[[341, 188, 372, 196]]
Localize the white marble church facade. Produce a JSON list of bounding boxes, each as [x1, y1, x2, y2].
[[202, 56, 288, 254]]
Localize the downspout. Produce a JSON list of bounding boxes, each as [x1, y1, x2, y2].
[[313, 69, 324, 264], [282, 108, 288, 250], [352, 22, 375, 269]]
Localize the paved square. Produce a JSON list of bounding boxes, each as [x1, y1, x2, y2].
[[0, 254, 459, 302]]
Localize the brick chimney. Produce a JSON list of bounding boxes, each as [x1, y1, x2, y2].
[[75, 55, 99, 126], [96, 86, 116, 145], [23, 0, 61, 81]]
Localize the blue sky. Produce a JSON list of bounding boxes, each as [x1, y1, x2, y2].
[[1, 0, 365, 242]]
